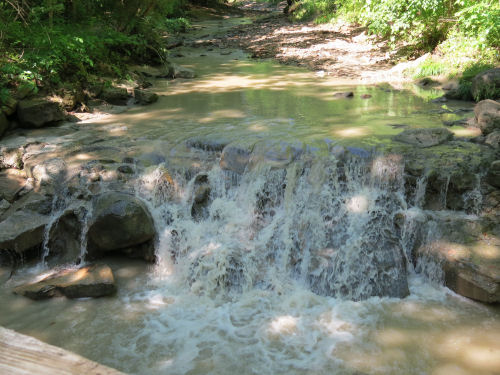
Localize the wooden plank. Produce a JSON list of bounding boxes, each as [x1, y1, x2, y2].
[[0, 327, 126, 375]]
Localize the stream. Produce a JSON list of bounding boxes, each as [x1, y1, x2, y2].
[[1, 8, 499, 375]]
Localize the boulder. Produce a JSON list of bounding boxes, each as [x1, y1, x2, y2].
[[87, 192, 155, 259], [0, 211, 50, 261], [17, 98, 65, 128], [473, 99, 500, 134], [46, 210, 84, 265], [471, 68, 500, 101], [133, 89, 159, 105], [13, 264, 116, 300], [0, 112, 8, 138], [394, 127, 454, 147], [485, 130, 500, 149], [486, 160, 500, 188], [99, 87, 129, 106]]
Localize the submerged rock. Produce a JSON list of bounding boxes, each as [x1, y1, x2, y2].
[[473, 99, 500, 134], [17, 98, 65, 128], [99, 87, 129, 106], [394, 127, 453, 148], [134, 89, 159, 105], [13, 264, 116, 300], [332, 91, 354, 99], [220, 142, 254, 174], [471, 68, 500, 101], [87, 192, 155, 261], [157, 63, 196, 79]]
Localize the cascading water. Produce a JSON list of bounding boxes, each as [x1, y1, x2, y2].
[[141, 150, 411, 302]]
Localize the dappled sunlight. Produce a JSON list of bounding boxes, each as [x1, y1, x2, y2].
[[450, 127, 481, 137], [249, 123, 268, 132], [334, 127, 370, 138], [473, 243, 500, 260], [434, 328, 500, 372]]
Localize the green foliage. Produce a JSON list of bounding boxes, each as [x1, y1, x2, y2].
[[412, 60, 447, 78], [0, 0, 189, 90], [0, 87, 10, 106]]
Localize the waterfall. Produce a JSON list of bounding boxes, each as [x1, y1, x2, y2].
[[141, 150, 412, 301]]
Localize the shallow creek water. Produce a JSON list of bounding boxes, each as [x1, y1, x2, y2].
[[1, 13, 499, 375]]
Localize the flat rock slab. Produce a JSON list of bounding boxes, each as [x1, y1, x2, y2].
[[14, 264, 117, 300], [0, 173, 25, 202], [0, 326, 125, 375], [419, 236, 500, 303]]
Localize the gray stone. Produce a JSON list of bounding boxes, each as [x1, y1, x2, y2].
[[0, 171, 27, 202], [473, 100, 500, 134], [0, 199, 10, 215], [26, 158, 67, 185], [88, 192, 155, 256], [394, 127, 454, 147], [486, 160, 500, 188], [485, 131, 500, 149], [13, 264, 116, 300], [99, 87, 129, 106], [134, 89, 159, 105], [471, 68, 500, 101], [46, 210, 84, 265], [17, 99, 65, 128], [0, 211, 50, 257]]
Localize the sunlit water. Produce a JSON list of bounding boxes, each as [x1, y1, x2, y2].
[[1, 13, 498, 375]]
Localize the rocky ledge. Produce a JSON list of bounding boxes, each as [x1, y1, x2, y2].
[[14, 264, 116, 300]]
